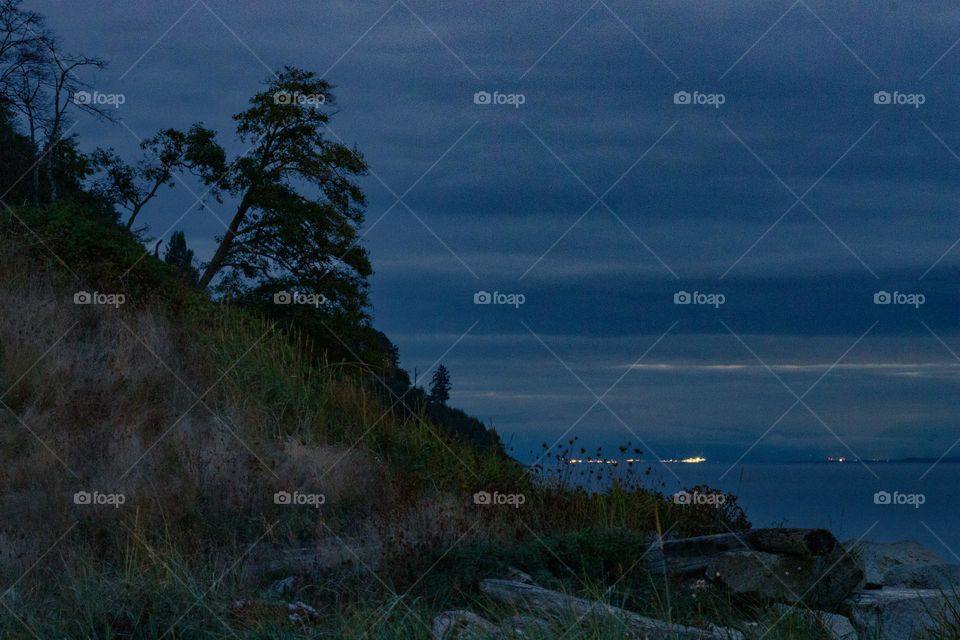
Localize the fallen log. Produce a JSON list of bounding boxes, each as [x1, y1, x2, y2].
[[479, 578, 744, 640]]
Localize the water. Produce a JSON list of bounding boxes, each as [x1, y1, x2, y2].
[[574, 462, 960, 557]]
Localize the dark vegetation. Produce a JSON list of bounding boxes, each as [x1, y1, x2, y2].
[[0, 2, 755, 637]]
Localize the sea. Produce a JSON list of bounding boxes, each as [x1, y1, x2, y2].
[[568, 461, 960, 557]]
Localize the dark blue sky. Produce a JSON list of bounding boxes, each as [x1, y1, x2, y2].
[[33, 0, 960, 464]]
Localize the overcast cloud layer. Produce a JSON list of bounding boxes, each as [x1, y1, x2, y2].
[[31, 0, 960, 464]]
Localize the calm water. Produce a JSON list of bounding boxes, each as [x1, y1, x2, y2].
[[574, 462, 960, 557]]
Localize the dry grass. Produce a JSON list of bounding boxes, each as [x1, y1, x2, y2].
[[0, 244, 749, 638]]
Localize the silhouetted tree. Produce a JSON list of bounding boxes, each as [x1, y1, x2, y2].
[[0, 0, 111, 202], [91, 125, 225, 230], [197, 67, 371, 325], [164, 230, 198, 285], [429, 365, 451, 405]]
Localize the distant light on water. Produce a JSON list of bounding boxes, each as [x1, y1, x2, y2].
[[661, 456, 707, 464], [566, 456, 706, 465]]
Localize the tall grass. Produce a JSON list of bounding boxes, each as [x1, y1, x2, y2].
[[0, 241, 753, 639]]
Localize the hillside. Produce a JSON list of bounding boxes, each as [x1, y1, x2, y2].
[[1, 209, 752, 636]]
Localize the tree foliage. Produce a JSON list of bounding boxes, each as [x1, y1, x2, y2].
[[430, 364, 452, 405], [198, 66, 371, 316], [90, 125, 225, 230]]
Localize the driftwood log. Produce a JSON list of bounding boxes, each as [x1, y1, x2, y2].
[[479, 578, 744, 640]]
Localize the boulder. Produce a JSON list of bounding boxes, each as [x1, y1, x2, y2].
[[479, 578, 744, 640], [648, 528, 862, 610], [432, 610, 504, 640], [848, 588, 957, 640], [267, 575, 299, 596], [773, 604, 857, 640], [845, 540, 945, 587], [647, 529, 838, 576], [883, 562, 960, 590]]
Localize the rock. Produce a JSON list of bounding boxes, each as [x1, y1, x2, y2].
[[706, 551, 805, 602], [647, 528, 862, 610], [848, 588, 957, 640], [845, 540, 945, 587], [286, 601, 321, 625], [501, 614, 553, 638], [883, 562, 960, 590], [704, 547, 862, 610], [819, 613, 858, 640], [432, 610, 504, 640], [267, 575, 298, 596], [479, 578, 744, 640], [706, 550, 863, 611], [773, 604, 857, 640], [649, 528, 846, 578]]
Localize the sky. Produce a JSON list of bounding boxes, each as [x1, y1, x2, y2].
[[29, 0, 960, 465]]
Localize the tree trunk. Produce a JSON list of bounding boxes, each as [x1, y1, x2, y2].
[[197, 193, 251, 289], [28, 120, 39, 204]]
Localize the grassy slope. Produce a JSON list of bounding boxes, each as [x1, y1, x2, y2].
[[0, 206, 837, 638]]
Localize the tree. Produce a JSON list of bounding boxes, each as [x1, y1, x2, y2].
[[429, 365, 451, 405], [0, 1, 45, 92], [197, 66, 371, 327], [164, 230, 198, 285], [91, 125, 225, 230], [0, 0, 111, 203]]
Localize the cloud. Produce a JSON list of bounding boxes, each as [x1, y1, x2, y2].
[[28, 0, 960, 460]]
